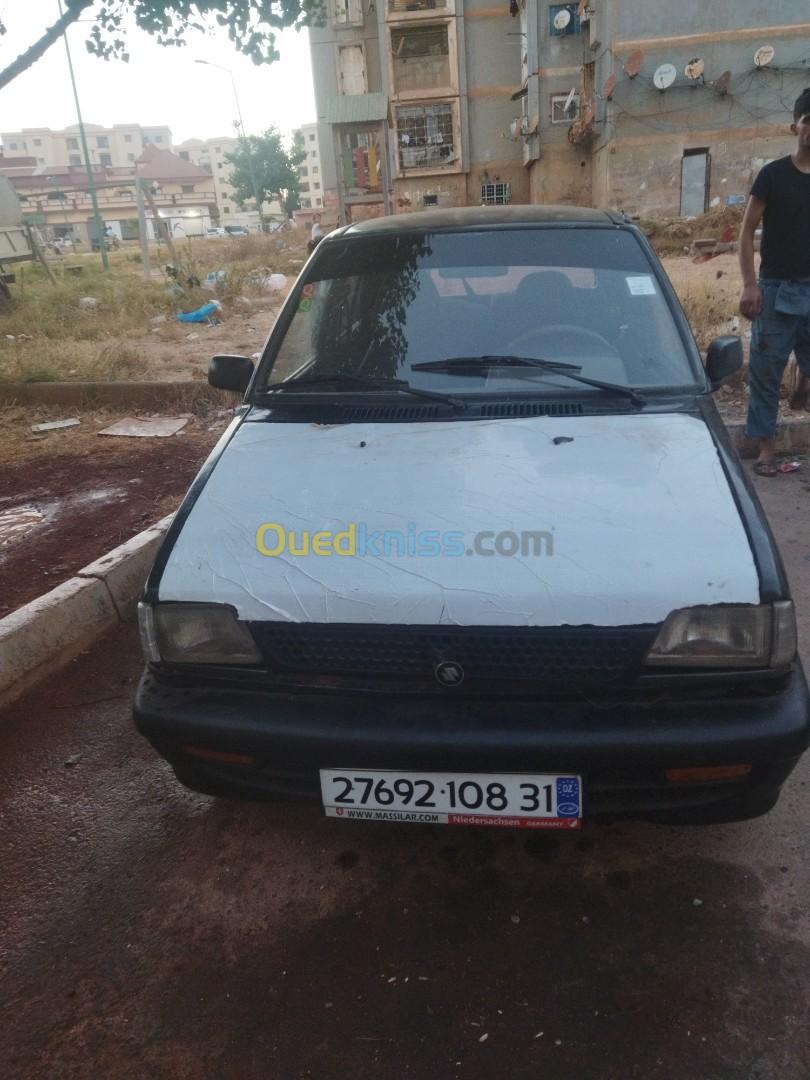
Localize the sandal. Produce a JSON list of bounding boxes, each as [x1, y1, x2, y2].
[[753, 460, 779, 477]]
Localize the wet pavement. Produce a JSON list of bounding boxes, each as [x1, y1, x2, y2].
[[1, 473, 810, 1079]]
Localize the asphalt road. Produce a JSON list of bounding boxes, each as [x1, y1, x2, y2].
[[2, 473, 810, 1080]]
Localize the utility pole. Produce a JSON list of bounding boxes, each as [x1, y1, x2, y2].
[[141, 181, 178, 265], [135, 180, 151, 280], [58, 0, 108, 270]]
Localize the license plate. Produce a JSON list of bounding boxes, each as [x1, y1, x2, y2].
[[320, 769, 582, 829]]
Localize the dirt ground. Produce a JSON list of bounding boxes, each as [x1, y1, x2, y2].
[[2, 466, 810, 1079], [0, 420, 226, 617]]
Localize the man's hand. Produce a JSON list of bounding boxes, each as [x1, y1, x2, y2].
[[739, 282, 763, 320]]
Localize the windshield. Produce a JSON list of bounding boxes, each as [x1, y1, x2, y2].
[[259, 228, 700, 396]]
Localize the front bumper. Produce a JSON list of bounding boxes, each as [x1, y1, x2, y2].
[[134, 664, 810, 824]]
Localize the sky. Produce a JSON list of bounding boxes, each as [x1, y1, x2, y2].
[[0, 0, 317, 144]]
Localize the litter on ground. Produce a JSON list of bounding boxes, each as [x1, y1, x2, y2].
[[30, 419, 81, 433], [177, 301, 222, 325], [98, 417, 189, 438]]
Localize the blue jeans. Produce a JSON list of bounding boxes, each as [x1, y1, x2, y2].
[[746, 279, 810, 440]]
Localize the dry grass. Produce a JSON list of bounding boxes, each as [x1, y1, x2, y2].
[[663, 254, 741, 350], [0, 230, 306, 384]]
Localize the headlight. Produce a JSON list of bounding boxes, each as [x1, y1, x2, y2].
[[645, 603, 796, 670], [138, 603, 262, 665]]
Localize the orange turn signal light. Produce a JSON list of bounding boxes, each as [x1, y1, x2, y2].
[[665, 764, 752, 784], [182, 745, 256, 766]]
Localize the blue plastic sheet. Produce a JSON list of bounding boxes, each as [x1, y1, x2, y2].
[[177, 301, 221, 324]]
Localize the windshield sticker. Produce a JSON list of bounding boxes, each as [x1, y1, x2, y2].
[[298, 298, 313, 313], [626, 275, 657, 296]]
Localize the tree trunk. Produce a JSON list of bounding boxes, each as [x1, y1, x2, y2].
[[0, 1, 93, 93]]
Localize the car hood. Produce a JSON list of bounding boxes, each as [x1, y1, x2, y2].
[[157, 412, 760, 626]]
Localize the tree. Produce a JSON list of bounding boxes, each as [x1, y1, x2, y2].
[[0, 0, 325, 93], [226, 128, 305, 223]]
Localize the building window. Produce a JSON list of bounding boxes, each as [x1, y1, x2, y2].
[[179, 151, 189, 161], [299, 165, 308, 176], [99, 152, 112, 166], [300, 182, 310, 192], [333, 0, 363, 26], [218, 163, 223, 170], [481, 182, 512, 205], [124, 134, 133, 143], [127, 153, 135, 162], [310, 150, 317, 159], [223, 207, 230, 214], [309, 133, 316, 142], [154, 134, 163, 143], [389, 0, 447, 11], [8, 142, 17, 150], [118, 189, 132, 197], [33, 138, 42, 147], [312, 166, 319, 174], [314, 182, 321, 190], [181, 184, 194, 194], [38, 158, 45, 165], [301, 197, 311, 208], [66, 138, 78, 150], [215, 146, 221, 153], [69, 154, 82, 166], [143, 135, 151, 144], [551, 92, 580, 124], [391, 25, 451, 94], [549, 4, 580, 35], [338, 44, 366, 96], [315, 197, 322, 206], [96, 136, 109, 148], [396, 102, 456, 170]]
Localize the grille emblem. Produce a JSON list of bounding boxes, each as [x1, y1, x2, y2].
[[435, 660, 465, 687]]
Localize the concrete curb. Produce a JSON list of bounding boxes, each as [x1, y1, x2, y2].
[[724, 416, 810, 457], [0, 514, 173, 713]]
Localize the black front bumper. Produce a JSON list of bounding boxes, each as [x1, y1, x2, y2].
[[134, 664, 810, 824]]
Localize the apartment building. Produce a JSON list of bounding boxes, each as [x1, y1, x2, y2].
[[0, 124, 172, 171], [309, 0, 810, 218], [293, 123, 325, 211]]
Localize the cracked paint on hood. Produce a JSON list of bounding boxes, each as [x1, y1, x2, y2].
[[156, 413, 760, 626]]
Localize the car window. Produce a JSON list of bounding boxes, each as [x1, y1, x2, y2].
[[261, 228, 700, 394]]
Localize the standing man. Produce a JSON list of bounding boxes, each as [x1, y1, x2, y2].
[[739, 87, 810, 476]]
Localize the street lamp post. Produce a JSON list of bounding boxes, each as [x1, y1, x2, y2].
[[58, 0, 108, 269], [195, 59, 265, 231]]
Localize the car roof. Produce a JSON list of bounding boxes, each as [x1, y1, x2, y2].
[[338, 205, 624, 238]]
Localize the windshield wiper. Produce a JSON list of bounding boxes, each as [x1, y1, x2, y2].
[[258, 372, 467, 410], [412, 355, 645, 407]]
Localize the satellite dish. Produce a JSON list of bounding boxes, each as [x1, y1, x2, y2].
[[653, 63, 677, 90], [624, 49, 644, 78], [754, 45, 775, 68], [713, 70, 732, 95], [602, 73, 617, 99], [553, 7, 572, 30], [684, 57, 705, 81]]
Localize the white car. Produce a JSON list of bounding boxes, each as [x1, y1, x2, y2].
[[135, 206, 810, 829]]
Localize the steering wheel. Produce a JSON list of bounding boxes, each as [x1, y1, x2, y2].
[[506, 324, 615, 357]]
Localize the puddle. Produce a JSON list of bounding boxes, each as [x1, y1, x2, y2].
[[0, 488, 128, 554], [0, 506, 44, 549]]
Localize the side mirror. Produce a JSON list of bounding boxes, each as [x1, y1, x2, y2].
[[705, 335, 743, 390], [208, 354, 254, 393]]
